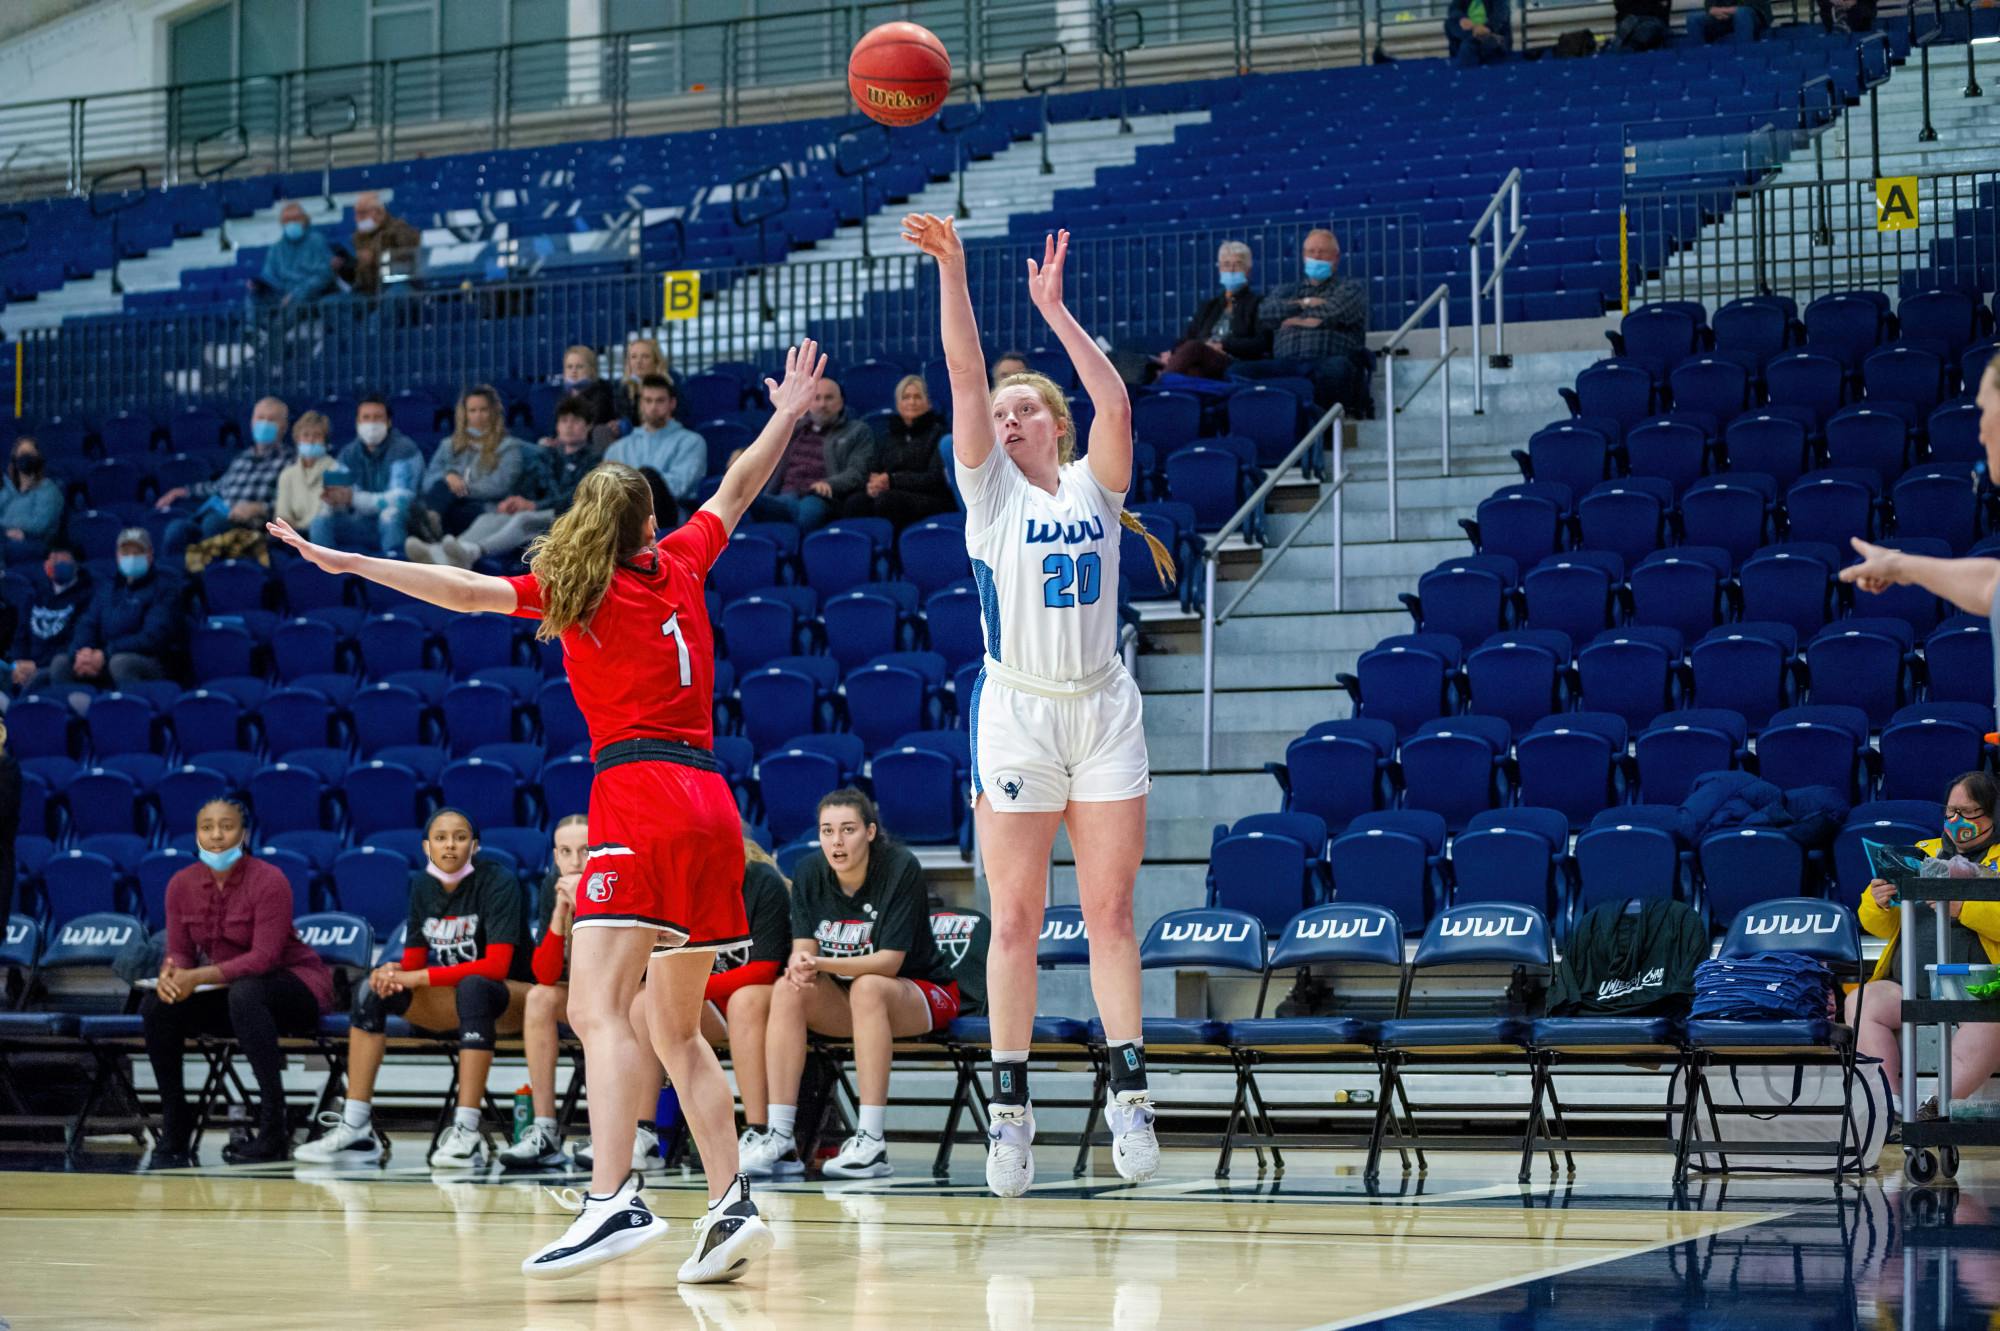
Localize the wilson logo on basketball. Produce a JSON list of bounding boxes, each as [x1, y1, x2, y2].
[[585, 872, 618, 903], [864, 84, 938, 110]]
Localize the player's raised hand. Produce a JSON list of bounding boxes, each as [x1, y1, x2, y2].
[[763, 338, 826, 420], [1839, 536, 1906, 595], [900, 212, 963, 264], [266, 518, 359, 575], [1026, 229, 1070, 313]]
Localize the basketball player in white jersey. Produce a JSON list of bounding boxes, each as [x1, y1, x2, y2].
[[902, 214, 1177, 1196]]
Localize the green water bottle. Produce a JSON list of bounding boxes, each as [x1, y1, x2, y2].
[[512, 1085, 533, 1143]]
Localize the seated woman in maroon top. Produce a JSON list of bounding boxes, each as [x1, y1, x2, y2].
[[142, 799, 334, 1168]]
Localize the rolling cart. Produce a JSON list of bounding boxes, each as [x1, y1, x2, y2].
[[1890, 873, 2000, 1186]]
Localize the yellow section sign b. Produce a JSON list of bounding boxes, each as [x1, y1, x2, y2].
[[1876, 176, 1917, 232], [661, 270, 701, 320]]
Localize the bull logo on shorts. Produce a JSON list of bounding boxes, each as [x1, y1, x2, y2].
[[585, 871, 618, 903], [999, 775, 1024, 801]]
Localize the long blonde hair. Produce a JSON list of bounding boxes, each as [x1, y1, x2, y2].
[[522, 462, 654, 641], [995, 371, 1175, 586], [448, 385, 505, 473]]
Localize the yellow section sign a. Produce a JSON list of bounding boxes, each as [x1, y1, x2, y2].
[[661, 270, 701, 320], [1876, 176, 1918, 232]]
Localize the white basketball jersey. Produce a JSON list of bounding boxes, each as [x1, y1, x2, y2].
[[955, 448, 1126, 685]]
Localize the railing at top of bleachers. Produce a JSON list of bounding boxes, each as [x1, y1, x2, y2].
[[1625, 161, 1999, 310], [11, 211, 1425, 420], [1468, 168, 1526, 413]]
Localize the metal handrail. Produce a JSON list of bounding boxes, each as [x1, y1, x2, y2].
[[1467, 166, 1524, 413], [1021, 43, 1069, 178], [1199, 403, 1347, 772], [1380, 281, 1454, 540]]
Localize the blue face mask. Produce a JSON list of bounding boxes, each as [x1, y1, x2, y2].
[[282, 221, 306, 242], [463, 425, 485, 439], [1303, 258, 1334, 282], [251, 420, 280, 447], [117, 554, 149, 580], [48, 560, 76, 589], [198, 843, 244, 872], [1218, 270, 1248, 292], [297, 442, 327, 461]]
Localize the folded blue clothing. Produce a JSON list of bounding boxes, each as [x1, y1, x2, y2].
[[1690, 951, 1836, 1022]]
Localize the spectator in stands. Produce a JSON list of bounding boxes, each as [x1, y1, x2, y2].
[[9, 541, 89, 698], [1847, 772, 2000, 1124], [345, 191, 420, 297], [1157, 241, 1266, 379], [839, 375, 953, 528], [0, 436, 61, 557], [142, 798, 335, 1168], [605, 374, 704, 525], [700, 833, 793, 1156], [1444, 0, 1511, 64], [0, 719, 18, 927], [419, 394, 605, 569], [1609, 0, 1674, 50], [740, 789, 957, 1181], [254, 202, 336, 310], [48, 527, 180, 689], [1820, 0, 1876, 31], [275, 410, 334, 533], [746, 376, 873, 532], [553, 346, 619, 430], [1689, 0, 1771, 42], [156, 397, 293, 556], [619, 336, 671, 426], [311, 396, 425, 557], [294, 808, 533, 1169], [407, 386, 526, 559], [1231, 229, 1371, 416], [991, 351, 1030, 388]]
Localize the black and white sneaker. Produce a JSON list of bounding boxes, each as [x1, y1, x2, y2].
[[498, 1122, 568, 1172], [678, 1173, 774, 1284], [521, 1170, 667, 1279], [820, 1130, 892, 1179], [292, 1112, 387, 1165]]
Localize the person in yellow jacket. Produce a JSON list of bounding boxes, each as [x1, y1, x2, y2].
[[1845, 771, 2000, 1123]]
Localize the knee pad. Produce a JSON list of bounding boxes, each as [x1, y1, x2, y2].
[[454, 976, 509, 1049], [350, 983, 411, 1034]]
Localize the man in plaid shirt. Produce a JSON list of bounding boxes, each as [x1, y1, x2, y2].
[[1228, 229, 1372, 416], [156, 397, 294, 556]]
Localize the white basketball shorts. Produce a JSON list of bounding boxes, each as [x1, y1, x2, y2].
[[968, 657, 1151, 814]]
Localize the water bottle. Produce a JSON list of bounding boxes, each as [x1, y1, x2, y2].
[[512, 1085, 533, 1143]]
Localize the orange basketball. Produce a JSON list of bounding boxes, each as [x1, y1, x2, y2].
[[848, 22, 951, 127]]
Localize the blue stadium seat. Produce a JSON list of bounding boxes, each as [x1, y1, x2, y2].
[[1330, 809, 1446, 935], [1462, 490, 1563, 569], [1522, 552, 1619, 644], [1863, 345, 1946, 419], [200, 560, 270, 616], [1337, 636, 1460, 737], [1765, 350, 1847, 427], [1824, 406, 1911, 488], [720, 594, 801, 672], [710, 534, 781, 602], [330, 847, 411, 933], [874, 731, 969, 847], [1671, 356, 1752, 424], [1574, 821, 1684, 917], [1206, 812, 1330, 931], [1514, 422, 1612, 498], [82, 693, 157, 759], [738, 660, 834, 754], [842, 660, 935, 754], [923, 582, 985, 668], [1576, 625, 1684, 730], [1723, 413, 1810, 489], [1712, 297, 1792, 370], [1691, 620, 1798, 729], [353, 613, 435, 678], [1398, 717, 1507, 834], [1609, 305, 1702, 381], [1923, 616, 1992, 706], [1849, 537, 1950, 636], [1785, 468, 1878, 546], [439, 757, 521, 832], [1832, 800, 1940, 904], [1629, 546, 1730, 642], [245, 763, 326, 837], [443, 614, 522, 678], [1930, 401, 1983, 466], [1893, 465, 1981, 554], [155, 765, 230, 836], [1227, 387, 1305, 468], [1804, 292, 1887, 374], [896, 520, 971, 599], [1634, 708, 1746, 805], [1755, 704, 1871, 801], [535, 678, 589, 758], [1561, 361, 1654, 435], [41, 850, 126, 924], [1400, 556, 1517, 652], [1466, 630, 1570, 733], [440, 680, 516, 757], [1624, 418, 1708, 494], [1679, 475, 1772, 569], [1878, 702, 1991, 802], [1516, 711, 1627, 830], [822, 590, 906, 674], [1265, 718, 1397, 834], [134, 848, 196, 925], [1699, 828, 1811, 928], [1133, 391, 1203, 455], [1805, 617, 1913, 728], [348, 683, 428, 758], [341, 761, 426, 840], [801, 526, 877, 598], [1452, 807, 1567, 917], [1737, 541, 1837, 638], [64, 768, 147, 839]]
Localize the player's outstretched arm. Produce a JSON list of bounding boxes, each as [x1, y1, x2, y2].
[[1841, 538, 2000, 616], [702, 339, 826, 538], [901, 213, 992, 469], [1026, 229, 1132, 495], [266, 519, 518, 614]]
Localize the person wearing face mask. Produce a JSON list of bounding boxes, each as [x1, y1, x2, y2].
[[0, 435, 62, 554], [408, 386, 526, 558], [295, 807, 533, 1169], [311, 395, 426, 556], [8, 540, 90, 697], [345, 191, 420, 298], [1228, 229, 1372, 418], [156, 397, 294, 557], [605, 374, 706, 526], [1157, 241, 1267, 380], [840, 375, 954, 528], [275, 410, 335, 532], [142, 799, 335, 1168], [740, 790, 952, 1183], [551, 345, 618, 432], [50, 528, 182, 690], [1847, 771, 2000, 1127], [252, 202, 336, 310], [745, 375, 874, 531]]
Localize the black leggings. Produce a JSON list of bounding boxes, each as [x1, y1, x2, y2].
[[141, 971, 321, 1122], [352, 973, 511, 1049]]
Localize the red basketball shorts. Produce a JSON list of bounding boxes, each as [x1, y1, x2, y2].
[[573, 759, 747, 953]]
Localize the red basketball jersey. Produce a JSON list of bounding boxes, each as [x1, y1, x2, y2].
[[507, 510, 727, 755]]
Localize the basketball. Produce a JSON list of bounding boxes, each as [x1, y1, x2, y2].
[[848, 21, 951, 127]]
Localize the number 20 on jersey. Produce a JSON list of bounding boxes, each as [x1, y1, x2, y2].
[[1042, 552, 1101, 608]]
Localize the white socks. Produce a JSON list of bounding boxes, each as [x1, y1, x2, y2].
[[533, 1115, 556, 1135], [342, 1099, 373, 1130], [454, 1106, 480, 1133], [858, 1105, 886, 1139], [768, 1104, 798, 1142]]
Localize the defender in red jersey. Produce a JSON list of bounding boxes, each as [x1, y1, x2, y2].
[[268, 338, 827, 1289]]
